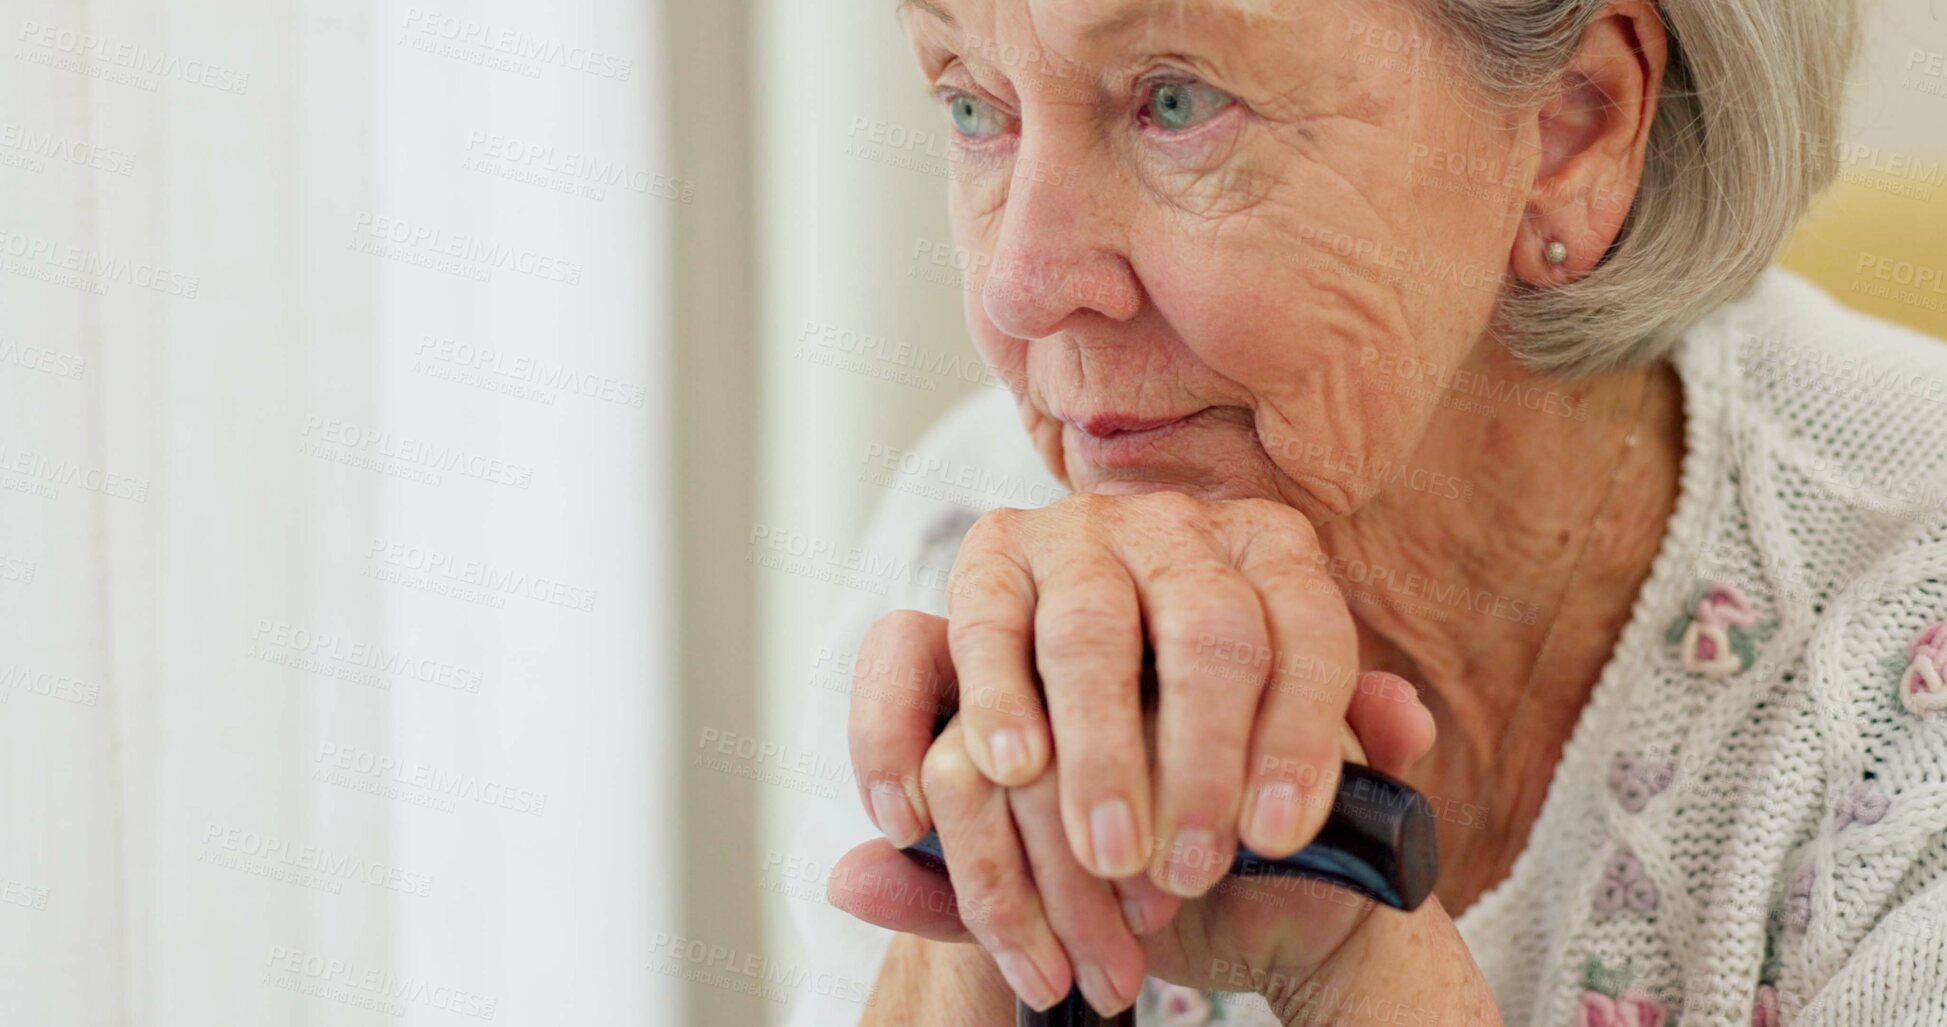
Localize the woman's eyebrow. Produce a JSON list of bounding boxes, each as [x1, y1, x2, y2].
[[1076, 1, 1168, 43], [897, 0, 1195, 42], [898, 0, 957, 28]]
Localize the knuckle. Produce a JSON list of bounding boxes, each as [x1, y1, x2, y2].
[[1251, 560, 1333, 602], [1036, 598, 1136, 659], [855, 611, 938, 684], [947, 560, 1034, 621], [1053, 491, 1111, 518], [1153, 594, 1263, 661], [849, 706, 916, 759], [973, 892, 1038, 940], [1137, 489, 1204, 522], [1252, 745, 1335, 790], [1151, 558, 1241, 596], [1238, 505, 1325, 561], [1233, 495, 1312, 532], [857, 761, 919, 797], [869, 608, 940, 643], [964, 506, 1027, 548], [959, 679, 1040, 722], [947, 602, 1031, 655], [920, 738, 984, 797]]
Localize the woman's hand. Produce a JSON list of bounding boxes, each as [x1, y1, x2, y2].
[[835, 682, 1446, 1014], [868, 493, 1391, 886], [836, 493, 1443, 1013]]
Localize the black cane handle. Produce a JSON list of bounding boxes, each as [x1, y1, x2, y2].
[[900, 762, 1440, 1025]]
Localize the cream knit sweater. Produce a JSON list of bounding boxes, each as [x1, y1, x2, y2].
[[777, 269, 1947, 1027]]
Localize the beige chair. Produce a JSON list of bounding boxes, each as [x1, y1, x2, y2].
[[1781, 163, 1947, 342]]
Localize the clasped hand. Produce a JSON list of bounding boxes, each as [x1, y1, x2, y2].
[[831, 493, 1442, 1016]]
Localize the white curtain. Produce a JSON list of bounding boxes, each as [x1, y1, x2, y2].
[[0, 1, 680, 1023], [751, 0, 981, 1017]]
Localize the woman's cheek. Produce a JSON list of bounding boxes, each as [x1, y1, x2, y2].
[[1141, 151, 1286, 227], [948, 156, 1013, 230], [973, 329, 1027, 392]]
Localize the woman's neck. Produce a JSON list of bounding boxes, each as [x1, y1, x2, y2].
[[1317, 344, 1687, 913]]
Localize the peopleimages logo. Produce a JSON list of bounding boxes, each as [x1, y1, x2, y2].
[[0, 338, 86, 379], [0, 226, 199, 297], [349, 211, 584, 285], [15, 20, 251, 94], [399, 8, 632, 81], [200, 824, 435, 897], [262, 946, 499, 1020], [300, 415, 535, 489], [0, 442, 149, 501], [250, 619, 484, 694], [365, 537, 598, 613], [462, 131, 688, 201], [412, 334, 647, 408], [0, 123, 136, 175], [314, 742, 547, 816], [0, 663, 100, 706]]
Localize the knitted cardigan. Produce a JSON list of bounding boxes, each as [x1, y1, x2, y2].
[[777, 269, 1947, 1027]]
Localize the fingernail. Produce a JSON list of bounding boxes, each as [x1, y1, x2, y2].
[[1165, 827, 1221, 896], [994, 949, 1063, 1011], [1248, 780, 1302, 852], [870, 782, 922, 848], [1090, 797, 1141, 876], [989, 728, 1029, 781], [1077, 962, 1126, 1015], [1119, 895, 1149, 935]]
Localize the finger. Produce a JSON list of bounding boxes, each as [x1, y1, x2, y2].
[[1009, 766, 1146, 1015], [827, 839, 971, 943], [1110, 873, 1181, 939], [1228, 510, 1363, 859], [946, 510, 1050, 788], [1115, 505, 1271, 897], [1344, 671, 1437, 777], [849, 610, 956, 847], [1031, 553, 1150, 879], [922, 718, 1071, 1011]]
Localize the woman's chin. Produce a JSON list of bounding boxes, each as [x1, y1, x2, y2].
[[1069, 472, 1282, 503]]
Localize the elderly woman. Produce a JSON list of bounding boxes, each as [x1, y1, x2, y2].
[[783, 0, 1947, 1023]]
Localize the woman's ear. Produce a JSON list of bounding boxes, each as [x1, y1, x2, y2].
[[1512, 0, 1668, 287]]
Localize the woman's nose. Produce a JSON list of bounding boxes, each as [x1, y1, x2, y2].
[[979, 158, 1143, 340]]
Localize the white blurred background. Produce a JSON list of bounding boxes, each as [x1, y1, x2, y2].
[[0, 0, 1941, 1024]]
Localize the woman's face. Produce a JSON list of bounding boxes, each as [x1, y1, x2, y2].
[[902, 0, 1542, 519]]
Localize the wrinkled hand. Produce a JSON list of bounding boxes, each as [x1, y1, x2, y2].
[[831, 493, 1438, 1014]]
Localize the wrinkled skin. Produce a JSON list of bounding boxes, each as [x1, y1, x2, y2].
[[836, 0, 1668, 1018]]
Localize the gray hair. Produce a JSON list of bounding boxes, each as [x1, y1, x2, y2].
[[1157, 0, 1860, 375], [1430, 0, 1860, 374]]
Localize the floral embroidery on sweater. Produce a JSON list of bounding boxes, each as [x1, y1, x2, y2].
[[1139, 979, 1220, 1025], [1666, 583, 1774, 677], [1576, 957, 1667, 1027], [1833, 779, 1889, 828], [1593, 849, 1659, 915], [1750, 984, 1780, 1027], [1752, 921, 1785, 1027], [1607, 753, 1675, 813], [1899, 621, 1947, 716], [1785, 861, 1815, 934]]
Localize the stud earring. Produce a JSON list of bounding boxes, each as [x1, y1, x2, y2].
[[1544, 240, 1569, 266]]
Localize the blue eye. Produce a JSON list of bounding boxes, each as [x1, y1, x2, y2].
[[1144, 79, 1234, 131], [946, 92, 1008, 139]]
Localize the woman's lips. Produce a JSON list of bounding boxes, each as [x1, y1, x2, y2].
[[1064, 411, 1205, 468]]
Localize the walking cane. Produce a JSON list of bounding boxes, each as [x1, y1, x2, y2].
[[902, 761, 1440, 1025]]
